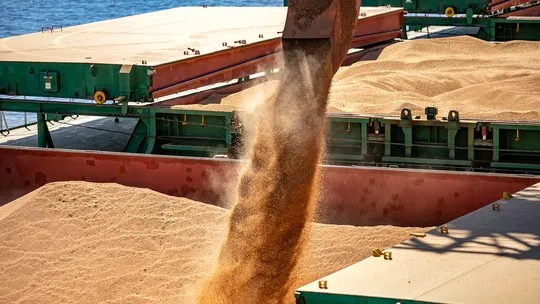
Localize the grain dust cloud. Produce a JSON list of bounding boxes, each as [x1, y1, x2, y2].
[[198, 1, 359, 303]]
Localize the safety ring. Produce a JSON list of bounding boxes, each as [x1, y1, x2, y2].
[[93, 91, 107, 104], [445, 7, 455, 18]]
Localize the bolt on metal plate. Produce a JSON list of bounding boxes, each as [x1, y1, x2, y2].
[[440, 226, 449, 234], [372, 248, 384, 257]]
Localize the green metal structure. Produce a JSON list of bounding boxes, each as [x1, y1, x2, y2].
[[362, 0, 492, 14], [360, 0, 540, 41], [295, 292, 433, 304], [2, 2, 539, 174], [283, 0, 540, 41], [0, 98, 234, 157], [403, 15, 540, 41], [2, 98, 540, 173], [0, 62, 153, 102]]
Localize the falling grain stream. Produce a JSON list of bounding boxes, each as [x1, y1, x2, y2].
[[198, 40, 332, 304], [198, 1, 359, 302]]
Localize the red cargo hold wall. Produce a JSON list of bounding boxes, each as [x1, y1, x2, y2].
[[1, 147, 538, 227]]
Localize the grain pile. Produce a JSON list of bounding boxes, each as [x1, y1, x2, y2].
[[198, 1, 359, 303], [193, 36, 540, 121], [0, 182, 427, 304]]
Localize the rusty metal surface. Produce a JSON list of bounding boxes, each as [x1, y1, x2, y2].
[[1, 146, 538, 227], [355, 6, 403, 34], [1, 5, 403, 100], [154, 41, 397, 107], [498, 3, 540, 16], [282, 0, 339, 39], [151, 48, 282, 98], [488, 0, 537, 13], [152, 6, 403, 99], [341, 42, 394, 65], [350, 30, 402, 48], [154, 77, 271, 107], [297, 183, 540, 303]]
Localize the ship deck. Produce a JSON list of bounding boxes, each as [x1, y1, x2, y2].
[[0, 6, 403, 66], [297, 182, 540, 303]]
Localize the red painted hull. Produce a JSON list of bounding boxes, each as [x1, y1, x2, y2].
[[1, 147, 537, 227]]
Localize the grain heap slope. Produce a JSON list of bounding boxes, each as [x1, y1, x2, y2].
[[190, 36, 540, 121], [0, 182, 426, 304]]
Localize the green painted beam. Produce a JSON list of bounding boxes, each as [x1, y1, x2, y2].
[[490, 124, 540, 131], [37, 114, 48, 148], [295, 291, 434, 304], [362, 0, 491, 15], [382, 156, 472, 166], [326, 154, 365, 161], [2, 97, 540, 172], [124, 119, 148, 153], [403, 16, 540, 42], [161, 144, 228, 153], [491, 162, 540, 170], [493, 127, 500, 162], [0, 62, 151, 102], [403, 16, 491, 27], [0, 99, 125, 117]]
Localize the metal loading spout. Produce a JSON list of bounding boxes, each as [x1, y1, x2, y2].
[[282, 0, 361, 74]]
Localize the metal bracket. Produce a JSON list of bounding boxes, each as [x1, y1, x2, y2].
[[373, 248, 384, 257], [425, 107, 438, 120], [373, 120, 381, 135], [400, 108, 412, 120], [41, 26, 62, 33], [119, 64, 134, 103], [440, 226, 449, 234], [318, 280, 328, 289], [503, 192, 513, 200], [447, 110, 460, 160], [397, 109, 414, 157], [448, 110, 459, 122]]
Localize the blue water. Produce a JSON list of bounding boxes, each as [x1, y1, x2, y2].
[[0, 0, 283, 129], [1, 0, 283, 38]]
